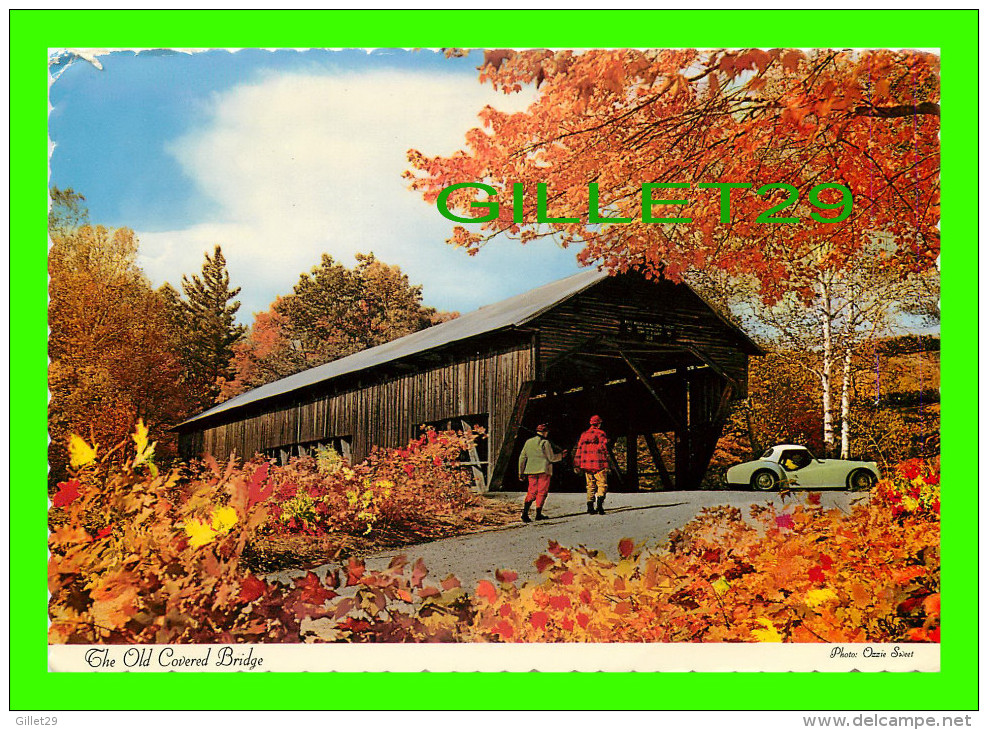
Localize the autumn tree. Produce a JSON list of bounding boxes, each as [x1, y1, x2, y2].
[[48, 191, 186, 484], [406, 48, 939, 299], [720, 240, 938, 457], [222, 253, 447, 398], [408, 48, 940, 460], [170, 245, 246, 408], [220, 304, 307, 398], [48, 186, 88, 237]]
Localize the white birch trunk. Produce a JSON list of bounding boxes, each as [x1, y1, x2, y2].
[[819, 280, 834, 457], [839, 345, 854, 458]]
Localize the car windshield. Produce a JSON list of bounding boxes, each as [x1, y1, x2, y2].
[[780, 449, 813, 470]]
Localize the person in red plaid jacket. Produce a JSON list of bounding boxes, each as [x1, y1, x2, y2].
[[574, 415, 609, 515]]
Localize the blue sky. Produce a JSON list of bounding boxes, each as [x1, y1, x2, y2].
[[49, 48, 584, 321]]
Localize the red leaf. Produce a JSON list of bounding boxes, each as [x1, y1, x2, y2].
[[820, 554, 833, 571], [579, 589, 592, 605], [897, 460, 923, 480], [781, 49, 802, 73], [807, 492, 822, 506], [296, 571, 337, 605], [894, 566, 926, 585], [410, 558, 428, 589], [546, 541, 572, 561], [493, 620, 514, 640], [897, 595, 923, 613], [576, 613, 590, 629], [561, 617, 575, 631], [240, 574, 269, 603], [440, 575, 461, 591], [495, 569, 518, 583], [549, 595, 571, 610], [52, 480, 81, 508], [776, 513, 795, 530], [246, 463, 272, 509], [499, 603, 513, 617], [529, 611, 549, 629], [535, 554, 554, 573], [338, 617, 371, 633], [345, 558, 366, 587], [923, 593, 940, 618], [618, 538, 634, 559], [557, 570, 575, 585], [808, 566, 826, 583], [96, 524, 113, 539], [418, 587, 440, 599], [476, 580, 498, 603]]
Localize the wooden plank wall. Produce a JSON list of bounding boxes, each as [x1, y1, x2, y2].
[[534, 276, 752, 395], [188, 343, 535, 473]]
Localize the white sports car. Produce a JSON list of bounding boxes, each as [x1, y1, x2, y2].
[[726, 444, 881, 492]]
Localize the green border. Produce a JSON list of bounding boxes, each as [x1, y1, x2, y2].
[[15, 9, 977, 711]]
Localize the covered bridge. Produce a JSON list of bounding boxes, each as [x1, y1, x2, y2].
[[175, 270, 762, 491]]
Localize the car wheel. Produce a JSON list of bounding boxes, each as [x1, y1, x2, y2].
[[848, 469, 876, 491], [751, 470, 779, 492]]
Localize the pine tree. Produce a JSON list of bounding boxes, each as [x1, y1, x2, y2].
[[174, 245, 246, 407]]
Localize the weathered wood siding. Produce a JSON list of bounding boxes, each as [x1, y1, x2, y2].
[[532, 275, 751, 395], [185, 342, 535, 467]]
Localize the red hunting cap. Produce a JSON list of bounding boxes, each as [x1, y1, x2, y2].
[[536, 423, 549, 432], [589, 415, 603, 425]]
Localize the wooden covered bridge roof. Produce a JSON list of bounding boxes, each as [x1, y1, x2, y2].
[[177, 269, 761, 430]]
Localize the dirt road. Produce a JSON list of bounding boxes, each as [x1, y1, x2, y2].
[[271, 489, 862, 589]]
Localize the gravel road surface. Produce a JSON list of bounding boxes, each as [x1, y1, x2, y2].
[[271, 489, 862, 589]]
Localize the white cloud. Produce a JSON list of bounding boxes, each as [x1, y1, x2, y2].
[[137, 66, 581, 319]]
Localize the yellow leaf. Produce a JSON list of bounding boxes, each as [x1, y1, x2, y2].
[[751, 617, 782, 642], [805, 588, 838, 607], [68, 434, 97, 468], [210, 506, 238, 534], [184, 518, 218, 548], [132, 419, 157, 467], [133, 419, 149, 454], [615, 560, 635, 579], [902, 496, 920, 512], [712, 578, 731, 596]]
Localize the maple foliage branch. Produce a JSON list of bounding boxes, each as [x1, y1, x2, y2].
[[406, 49, 939, 299]]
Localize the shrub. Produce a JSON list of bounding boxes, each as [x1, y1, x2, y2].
[[49, 427, 939, 646], [48, 423, 488, 643]]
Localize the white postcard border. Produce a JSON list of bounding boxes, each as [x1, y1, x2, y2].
[[50, 643, 939, 673]]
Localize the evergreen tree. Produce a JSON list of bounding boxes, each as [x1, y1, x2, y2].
[[174, 245, 246, 407]]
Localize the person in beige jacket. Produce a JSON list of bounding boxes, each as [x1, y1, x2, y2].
[[518, 423, 566, 523]]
